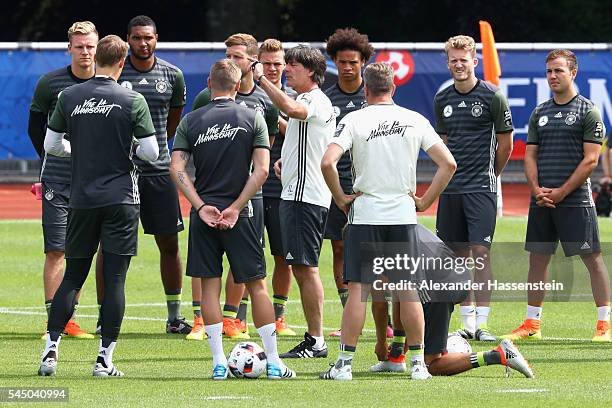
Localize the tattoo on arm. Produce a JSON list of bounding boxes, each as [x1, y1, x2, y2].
[[179, 151, 191, 162], [177, 171, 187, 185]]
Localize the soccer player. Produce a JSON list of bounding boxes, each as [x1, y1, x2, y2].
[[170, 59, 295, 380], [319, 62, 455, 380], [434, 35, 513, 341], [259, 38, 298, 336], [28, 21, 98, 339], [253, 45, 334, 358], [39, 35, 158, 377], [504, 49, 611, 342], [190, 33, 280, 340], [324, 28, 391, 338], [94, 15, 191, 335]]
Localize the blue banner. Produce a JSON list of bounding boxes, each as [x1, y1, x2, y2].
[[1, 48, 610, 159]]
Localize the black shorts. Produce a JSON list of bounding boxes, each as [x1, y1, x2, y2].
[[279, 200, 328, 267], [264, 197, 283, 256], [186, 212, 266, 283], [324, 199, 348, 241], [525, 206, 601, 256], [41, 181, 70, 253], [343, 224, 418, 284], [251, 197, 265, 248], [65, 204, 140, 259], [423, 302, 454, 355], [138, 175, 184, 235], [436, 192, 497, 248]]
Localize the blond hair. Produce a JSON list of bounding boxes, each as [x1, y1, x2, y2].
[[210, 59, 242, 92], [546, 49, 578, 71], [259, 38, 283, 56], [444, 35, 476, 58], [224, 33, 259, 56], [96, 35, 128, 68], [364, 62, 395, 96], [67, 21, 98, 42]]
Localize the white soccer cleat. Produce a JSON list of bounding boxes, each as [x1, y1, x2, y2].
[[369, 360, 406, 373], [499, 339, 534, 378], [93, 363, 124, 377], [38, 358, 57, 376], [410, 363, 432, 380], [320, 362, 352, 380]]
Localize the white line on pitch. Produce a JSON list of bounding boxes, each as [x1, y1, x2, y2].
[[497, 389, 548, 393]]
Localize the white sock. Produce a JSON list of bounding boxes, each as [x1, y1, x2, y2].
[[98, 340, 116, 367], [526, 305, 542, 320], [257, 323, 281, 366], [205, 322, 226, 367], [313, 335, 326, 350], [597, 306, 611, 322], [43, 334, 61, 360], [459, 305, 476, 332], [475, 306, 490, 329]]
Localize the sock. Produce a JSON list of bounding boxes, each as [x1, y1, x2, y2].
[[45, 300, 53, 319], [526, 305, 542, 320], [470, 350, 501, 368], [408, 344, 424, 366], [97, 304, 102, 327], [166, 292, 182, 322], [97, 339, 117, 368], [597, 306, 611, 322], [237, 297, 249, 322], [387, 314, 392, 328], [336, 344, 355, 367], [70, 302, 79, 320], [43, 333, 61, 361], [338, 288, 349, 308], [390, 330, 406, 359], [257, 323, 280, 366], [475, 306, 490, 329], [222, 304, 238, 320], [273, 295, 287, 319], [313, 335, 326, 350], [192, 301, 202, 318], [205, 322, 226, 367], [460, 305, 476, 332]]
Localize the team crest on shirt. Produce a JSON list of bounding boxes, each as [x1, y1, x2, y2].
[[334, 124, 345, 138], [120, 81, 132, 90], [44, 188, 54, 201], [254, 104, 265, 116], [471, 102, 483, 117], [155, 78, 168, 93], [332, 106, 341, 118], [443, 105, 453, 117], [538, 116, 548, 127], [565, 112, 577, 126]]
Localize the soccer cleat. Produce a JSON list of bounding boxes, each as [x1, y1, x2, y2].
[[267, 363, 297, 379], [275, 316, 297, 336], [212, 364, 228, 380], [93, 362, 124, 377], [370, 354, 406, 373], [386, 325, 394, 339], [222, 317, 250, 339], [62, 320, 95, 339], [328, 329, 342, 337], [235, 318, 249, 335], [498, 339, 534, 378], [38, 358, 57, 376], [320, 362, 352, 380], [475, 326, 497, 341], [166, 317, 193, 334], [502, 319, 542, 341], [186, 316, 206, 341], [280, 332, 328, 358], [453, 327, 475, 340], [592, 320, 611, 342], [410, 363, 432, 380]]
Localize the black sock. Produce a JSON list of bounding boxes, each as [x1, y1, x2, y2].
[[45, 300, 53, 319], [273, 295, 287, 319], [338, 288, 349, 308], [237, 297, 249, 322], [99, 252, 130, 341], [192, 301, 202, 318]]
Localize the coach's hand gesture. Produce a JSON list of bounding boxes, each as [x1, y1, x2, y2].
[[218, 206, 240, 230], [336, 192, 361, 215], [534, 186, 555, 208], [410, 192, 430, 212], [200, 205, 223, 228], [274, 159, 282, 179]]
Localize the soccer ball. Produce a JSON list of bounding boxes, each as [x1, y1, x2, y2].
[[227, 342, 267, 379], [446, 333, 472, 354]]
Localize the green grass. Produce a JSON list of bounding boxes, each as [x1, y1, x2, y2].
[[1, 217, 612, 407]]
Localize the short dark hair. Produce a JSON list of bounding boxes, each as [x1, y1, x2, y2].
[[96, 35, 128, 68], [285, 45, 327, 87], [127, 15, 157, 36], [546, 49, 578, 71], [326, 28, 374, 62]]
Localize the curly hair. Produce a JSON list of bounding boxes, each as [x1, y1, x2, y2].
[[325, 28, 374, 62]]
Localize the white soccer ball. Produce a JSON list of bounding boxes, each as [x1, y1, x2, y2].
[[227, 341, 267, 379], [446, 333, 473, 354]]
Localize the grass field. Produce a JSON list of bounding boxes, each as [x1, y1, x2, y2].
[[1, 216, 612, 407]]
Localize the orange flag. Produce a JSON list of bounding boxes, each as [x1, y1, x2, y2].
[[479, 20, 501, 86]]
